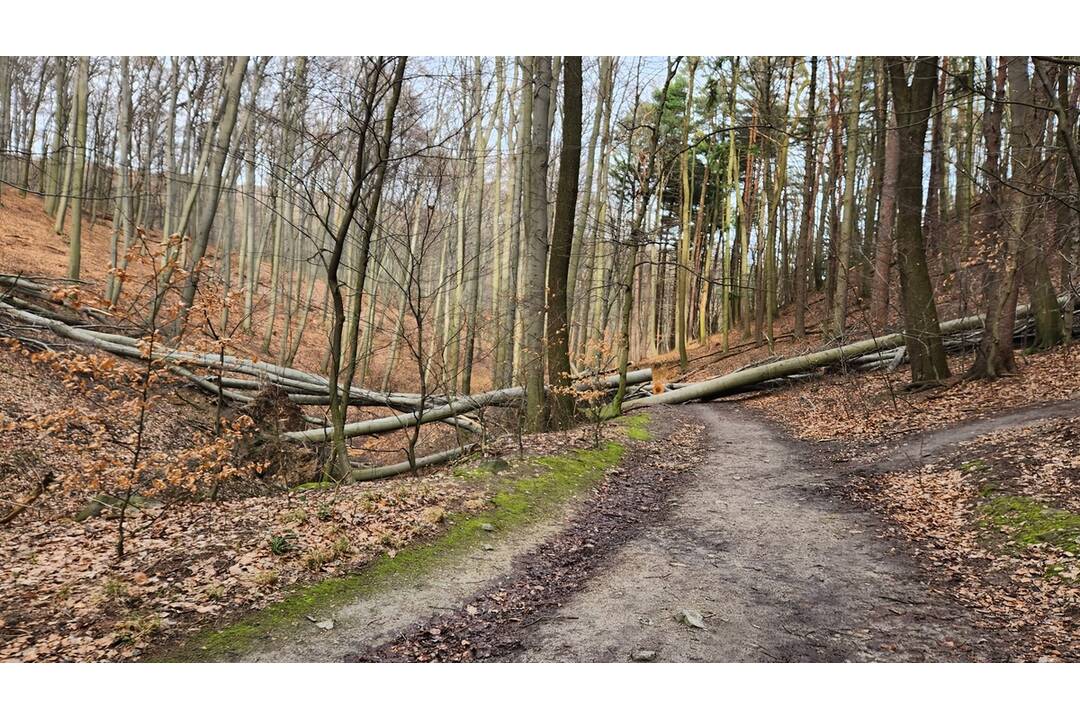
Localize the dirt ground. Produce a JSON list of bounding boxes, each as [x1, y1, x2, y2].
[[510, 404, 1009, 662], [211, 400, 1080, 663]]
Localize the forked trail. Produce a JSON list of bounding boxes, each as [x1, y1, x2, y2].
[[234, 401, 1080, 662], [510, 404, 1008, 662]]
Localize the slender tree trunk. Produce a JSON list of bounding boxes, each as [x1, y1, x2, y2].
[[870, 102, 900, 328], [793, 56, 818, 338], [923, 59, 947, 261], [20, 60, 48, 198], [956, 57, 976, 257], [676, 57, 698, 369], [826, 56, 865, 340], [461, 57, 490, 396], [1008, 57, 1065, 349], [0, 56, 9, 195], [44, 59, 68, 216], [968, 57, 1017, 378], [579, 62, 615, 359], [66, 57, 89, 281], [523, 56, 552, 432], [107, 58, 134, 304], [612, 60, 676, 414], [325, 57, 407, 481], [545, 56, 582, 430], [886, 55, 950, 385], [765, 59, 795, 347], [175, 56, 249, 332], [568, 57, 610, 335], [498, 58, 529, 388], [859, 58, 887, 299]]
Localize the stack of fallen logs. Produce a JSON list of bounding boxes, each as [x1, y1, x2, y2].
[[1, 273, 1075, 478], [0, 274, 654, 479], [625, 294, 1077, 411]]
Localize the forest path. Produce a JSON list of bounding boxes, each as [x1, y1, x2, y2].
[[851, 396, 1080, 474], [510, 403, 1009, 662], [220, 502, 580, 662], [222, 400, 1078, 662]]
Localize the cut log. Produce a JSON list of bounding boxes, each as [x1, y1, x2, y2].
[[281, 387, 525, 443], [350, 444, 478, 482]]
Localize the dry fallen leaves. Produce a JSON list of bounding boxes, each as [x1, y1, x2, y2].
[[746, 345, 1080, 445], [848, 416, 1080, 661]]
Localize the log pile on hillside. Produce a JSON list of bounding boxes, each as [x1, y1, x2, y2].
[[0, 274, 654, 480], [3, 274, 1076, 481]]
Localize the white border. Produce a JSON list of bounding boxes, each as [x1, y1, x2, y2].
[[4, 1, 1077, 55]]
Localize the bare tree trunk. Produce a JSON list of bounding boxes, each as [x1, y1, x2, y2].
[[675, 57, 698, 369], [497, 58, 529, 388], [612, 59, 677, 414], [859, 58, 887, 299], [523, 56, 552, 432], [826, 56, 865, 340], [44, 59, 68, 216], [20, 60, 48, 198], [461, 56, 490, 396], [0, 56, 9, 195], [923, 59, 947, 261], [175, 56, 249, 332], [765, 59, 795, 347], [545, 56, 582, 430], [793, 56, 818, 338], [578, 61, 616, 359], [568, 57, 610, 329], [106, 58, 134, 304], [870, 102, 900, 329], [324, 57, 407, 481], [886, 55, 950, 385], [66, 57, 89, 280], [1008, 56, 1065, 349]]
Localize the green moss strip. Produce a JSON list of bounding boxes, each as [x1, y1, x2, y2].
[[162, 442, 625, 661], [619, 412, 652, 441], [979, 495, 1080, 556]]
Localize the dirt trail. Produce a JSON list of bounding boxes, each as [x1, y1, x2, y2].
[[853, 397, 1080, 474], [226, 513, 576, 661], [219, 400, 1074, 662], [511, 404, 1004, 662]]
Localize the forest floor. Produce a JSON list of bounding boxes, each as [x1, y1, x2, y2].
[[3, 194, 1078, 662], [158, 390, 1078, 663], [1, 412, 659, 662]]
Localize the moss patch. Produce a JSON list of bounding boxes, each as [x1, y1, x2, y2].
[[162, 442, 625, 661], [978, 495, 1080, 556], [960, 458, 991, 475], [452, 457, 509, 481], [619, 412, 652, 441]]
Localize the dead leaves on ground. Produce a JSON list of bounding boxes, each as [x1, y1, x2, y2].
[[747, 345, 1080, 445], [849, 416, 1080, 661], [0, 476, 483, 662]]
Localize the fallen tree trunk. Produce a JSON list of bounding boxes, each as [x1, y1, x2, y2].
[[0, 473, 56, 525], [624, 295, 1074, 411], [0, 299, 439, 409], [281, 386, 525, 443], [1, 295, 652, 445], [350, 443, 478, 482], [279, 370, 654, 444]]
